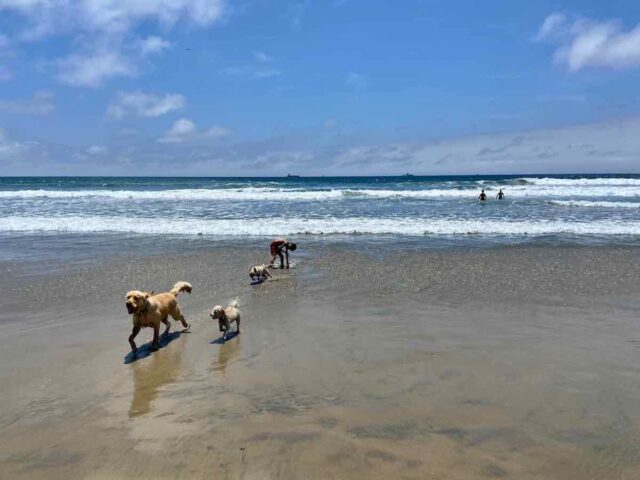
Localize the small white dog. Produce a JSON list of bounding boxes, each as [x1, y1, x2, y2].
[[210, 299, 241, 340], [249, 264, 272, 282]]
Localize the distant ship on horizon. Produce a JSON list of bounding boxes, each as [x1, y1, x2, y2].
[[286, 174, 301, 178]]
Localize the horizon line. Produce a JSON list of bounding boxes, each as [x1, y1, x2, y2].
[[0, 172, 638, 179]]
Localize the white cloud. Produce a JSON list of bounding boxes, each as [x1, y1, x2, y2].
[[86, 145, 108, 156], [0, 0, 226, 38], [222, 49, 281, 79], [254, 50, 273, 63], [206, 124, 232, 139], [0, 91, 54, 114], [158, 118, 231, 143], [56, 50, 134, 88], [289, 1, 309, 30], [346, 72, 369, 88], [0, 127, 32, 159], [221, 65, 282, 78], [139, 36, 170, 56], [107, 91, 185, 119], [253, 68, 281, 78], [119, 128, 137, 137], [158, 118, 197, 143], [3, 117, 640, 176], [0, 0, 225, 86], [55, 37, 171, 87], [534, 13, 567, 42], [327, 117, 640, 175], [536, 13, 640, 71]]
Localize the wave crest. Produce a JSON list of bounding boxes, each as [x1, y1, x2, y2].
[[1, 216, 638, 236]]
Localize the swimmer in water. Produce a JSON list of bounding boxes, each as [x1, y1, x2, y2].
[[496, 189, 505, 200], [479, 189, 487, 201], [269, 239, 297, 269]]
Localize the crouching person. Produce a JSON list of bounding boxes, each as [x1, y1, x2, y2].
[[269, 239, 297, 269]]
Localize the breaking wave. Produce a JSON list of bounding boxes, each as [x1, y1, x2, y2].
[[1, 216, 639, 236], [1, 183, 640, 201], [550, 200, 640, 209]]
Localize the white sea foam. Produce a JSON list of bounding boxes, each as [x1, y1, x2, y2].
[[0, 188, 345, 201], [550, 200, 640, 209], [1, 216, 638, 236], [1, 184, 640, 201], [517, 177, 640, 186]]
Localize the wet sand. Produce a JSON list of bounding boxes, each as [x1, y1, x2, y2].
[[1, 245, 640, 479]]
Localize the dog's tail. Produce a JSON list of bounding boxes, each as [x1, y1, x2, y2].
[[170, 281, 192, 296], [228, 298, 239, 309]]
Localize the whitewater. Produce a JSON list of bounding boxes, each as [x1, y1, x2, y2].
[[1, 175, 639, 242]]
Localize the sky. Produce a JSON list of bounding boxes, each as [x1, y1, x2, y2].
[[1, 0, 640, 176]]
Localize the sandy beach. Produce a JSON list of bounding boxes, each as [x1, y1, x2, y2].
[[1, 244, 640, 479]]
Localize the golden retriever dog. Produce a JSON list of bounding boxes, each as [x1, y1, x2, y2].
[[249, 264, 272, 282], [210, 299, 240, 340], [125, 281, 192, 353]]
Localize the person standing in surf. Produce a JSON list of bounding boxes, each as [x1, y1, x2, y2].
[[479, 189, 487, 201], [269, 239, 297, 269], [496, 189, 505, 200]]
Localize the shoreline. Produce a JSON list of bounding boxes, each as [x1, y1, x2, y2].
[[1, 243, 640, 478], [2, 232, 639, 281]]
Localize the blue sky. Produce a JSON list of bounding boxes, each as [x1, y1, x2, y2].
[[1, 0, 640, 175]]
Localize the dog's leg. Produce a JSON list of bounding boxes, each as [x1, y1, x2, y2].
[[151, 325, 160, 351], [161, 317, 170, 336], [129, 326, 141, 353], [285, 250, 290, 269], [171, 305, 190, 331], [236, 316, 241, 334], [221, 320, 229, 340]]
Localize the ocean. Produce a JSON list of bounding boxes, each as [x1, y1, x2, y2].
[[1, 174, 639, 264]]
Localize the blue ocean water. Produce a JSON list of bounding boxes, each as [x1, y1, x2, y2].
[[0, 175, 639, 263]]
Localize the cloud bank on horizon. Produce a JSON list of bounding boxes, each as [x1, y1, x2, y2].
[[1, 0, 640, 175]]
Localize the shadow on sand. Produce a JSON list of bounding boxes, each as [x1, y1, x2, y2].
[[124, 330, 187, 364], [210, 330, 240, 345]]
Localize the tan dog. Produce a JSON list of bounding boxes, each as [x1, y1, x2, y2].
[[125, 281, 192, 353], [249, 264, 272, 282], [210, 299, 240, 340]]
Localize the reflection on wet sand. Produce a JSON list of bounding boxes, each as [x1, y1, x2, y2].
[[213, 335, 241, 374], [129, 334, 187, 418], [2, 246, 640, 479]]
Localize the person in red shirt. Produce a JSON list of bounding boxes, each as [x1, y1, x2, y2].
[[269, 239, 297, 269]]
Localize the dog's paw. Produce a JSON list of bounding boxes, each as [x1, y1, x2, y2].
[[150, 344, 160, 352], [183, 324, 191, 333]]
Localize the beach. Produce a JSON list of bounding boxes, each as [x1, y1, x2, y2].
[[2, 242, 640, 479], [3, 0, 640, 474]]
